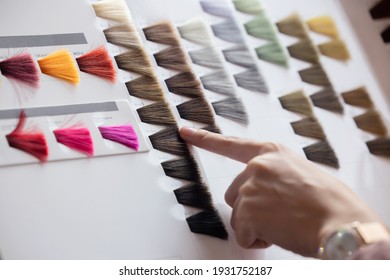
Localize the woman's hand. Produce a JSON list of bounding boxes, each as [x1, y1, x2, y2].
[[180, 127, 382, 257]]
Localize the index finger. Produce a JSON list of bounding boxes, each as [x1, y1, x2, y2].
[[179, 127, 271, 163]]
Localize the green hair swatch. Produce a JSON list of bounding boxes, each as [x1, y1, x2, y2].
[[233, 0, 262, 15], [245, 12, 278, 41], [255, 41, 289, 67]]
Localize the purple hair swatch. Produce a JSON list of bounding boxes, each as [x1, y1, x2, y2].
[[98, 124, 139, 151], [200, 0, 233, 18], [0, 52, 40, 88]]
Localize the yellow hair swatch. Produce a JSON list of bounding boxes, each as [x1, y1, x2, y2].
[[318, 39, 350, 61], [38, 49, 80, 85], [307, 16, 339, 38]]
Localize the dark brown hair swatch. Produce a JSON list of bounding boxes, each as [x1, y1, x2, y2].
[[370, 0, 390, 19], [149, 125, 190, 156], [212, 97, 249, 125], [291, 117, 326, 140], [299, 64, 331, 86], [186, 210, 229, 239], [137, 101, 176, 126], [366, 138, 390, 157], [353, 110, 388, 136], [174, 183, 214, 210], [103, 24, 140, 49], [143, 21, 180, 46], [161, 156, 202, 183], [341, 87, 373, 109], [154, 46, 190, 72], [165, 72, 204, 98], [303, 141, 339, 169], [310, 87, 344, 114], [201, 125, 221, 134], [114, 49, 154, 77], [125, 76, 165, 101], [176, 97, 216, 125], [279, 90, 314, 117], [200, 70, 236, 96]]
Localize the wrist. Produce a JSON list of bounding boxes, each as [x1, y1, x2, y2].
[[317, 221, 390, 259]]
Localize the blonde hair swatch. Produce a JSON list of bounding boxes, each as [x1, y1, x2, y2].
[[92, 0, 132, 24], [318, 39, 350, 61], [178, 17, 214, 46], [307, 16, 339, 38], [104, 24, 141, 49], [279, 90, 314, 117], [276, 13, 308, 39]]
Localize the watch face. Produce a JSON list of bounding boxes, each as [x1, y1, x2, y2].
[[324, 230, 360, 260]]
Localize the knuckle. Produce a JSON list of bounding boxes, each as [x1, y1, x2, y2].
[[262, 141, 283, 153]]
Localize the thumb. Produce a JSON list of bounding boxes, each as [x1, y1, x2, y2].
[[180, 127, 272, 163]]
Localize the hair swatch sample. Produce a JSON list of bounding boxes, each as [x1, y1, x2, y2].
[[137, 101, 176, 126], [370, 0, 390, 19], [189, 47, 224, 69], [38, 49, 80, 85], [92, 0, 131, 24], [178, 18, 214, 46], [276, 13, 308, 39], [149, 125, 189, 156], [6, 111, 48, 162], [76, 46, 116, 82], [186, 210, 228, 239], [310, 87, 344, 114], [353, 110, 388, 136], [161, 156, 202, 182], [291, 117, 326, 140], [212, 97, 249, 125], [256, 41, 289, 67], [232, 0, 262, 15], [287, 39, 320, 64], [125, 76, 164, 101], [279, 90, 314, 117], [114, 49, 154, 77], [200, 70, 236, 96], [98, 124, 139, 151], [103, 24, 141, 49], [143, 21, 180, 46], [0, 52, 39, 88], [201, 125, 221, 134], [307, 16, 339, 38], [222, 45, 256, 68], [245, 13, 277, 41], [212, 19, 245, 44], [318, 39, 350, 61], [299, 64, 331, 86], [200, 0, 233, 18], [341, 87, 373, 109], [366, 138, 390, 157], [177, 97, 216, 125], [154, 46, 190, 72], [303, 141, 339, 168], [174, 183, 214, 210], [165, 72, 203, 98], [381, 27, 390, 43], [54, 127, 94, 156], [234, 67, 269, 93]]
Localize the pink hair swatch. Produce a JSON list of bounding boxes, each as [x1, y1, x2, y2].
[[53, 127, 94, 156], [76, 46, 116, 82], [6, 111, 48, 162], [0, 53, 40, 88], [98, 124, 139, 151]]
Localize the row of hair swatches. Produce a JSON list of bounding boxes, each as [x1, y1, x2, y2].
[[2, 111, 139, 162], [0, 46, 117, 88], [92, 0, 229, 240], [369, 0, 390, 43], [144, 19, 250, 125]]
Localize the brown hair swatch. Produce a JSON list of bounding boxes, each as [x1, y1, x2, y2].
[[165, 72, 204, 98], [279, 90, 314, 117], [291, 117, 326, 140], [341, 87, 373, 109], [310, 87, 344, 114], [149, 125, 190, 156], [303, 141, 339, 169], [115, 49, 154, 77], [137, 101, 176, 126], [366, 138, 390, 157], [353, 110, 388, 136], [176, 97, 216, 125], [154, 46, 190, 72], [125, 76, 165, 101], [143, 21, 180, 46]]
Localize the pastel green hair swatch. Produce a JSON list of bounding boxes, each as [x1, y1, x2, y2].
[[245, 12, 278, 41], [256, 41, 289, 67], [233, 0, 262, 15]]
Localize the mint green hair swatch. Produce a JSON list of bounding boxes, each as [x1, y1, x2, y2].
[[232, 0, 262, 15], [255, 41, 289, 67], [245, 12, 278, 41]]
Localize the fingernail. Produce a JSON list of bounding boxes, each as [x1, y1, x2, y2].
[[179, 126, 198, 138]]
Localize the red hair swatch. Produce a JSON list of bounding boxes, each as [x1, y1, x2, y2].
[[0, 53, 40, 88], [6, 111, 49, 162], [76, 46, 116, 82], [53, 127, 94, 156]]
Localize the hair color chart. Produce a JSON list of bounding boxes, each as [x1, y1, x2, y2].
[[0, 0, 389, 260]]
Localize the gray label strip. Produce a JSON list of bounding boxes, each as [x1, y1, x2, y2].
[[0, 102, 119, 120], [0, 33, 87, 48]]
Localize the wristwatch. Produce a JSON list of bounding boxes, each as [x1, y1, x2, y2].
[[318, 221, 390, 260]]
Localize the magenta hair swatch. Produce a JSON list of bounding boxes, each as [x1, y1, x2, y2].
[[53, 127, 94, 156], [98, 124, 139, 151], [0, 53, 40, 88], [6, 111, 49, 162]]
